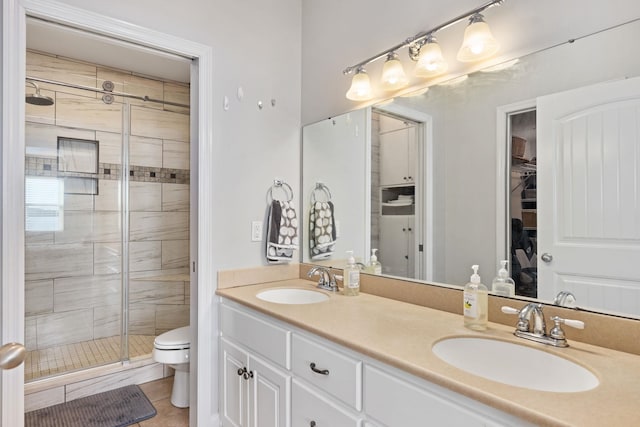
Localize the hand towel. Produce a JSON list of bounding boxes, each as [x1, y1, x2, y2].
[[309, 200, 337, 260], [266, 200, 299, 263]]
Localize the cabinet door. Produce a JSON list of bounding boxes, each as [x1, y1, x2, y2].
[[380, 129, 410, 186], [249, 355, 291, 427], [221, 338, 249, 427], [292, 380, 361, 427], [379, 216, 411, 277]]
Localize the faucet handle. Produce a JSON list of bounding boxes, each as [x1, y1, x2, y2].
[[501, 306, 520, 315], [549, 315, 584, 341]]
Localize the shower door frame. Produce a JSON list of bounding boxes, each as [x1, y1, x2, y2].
[[1, 1, 216, 426]]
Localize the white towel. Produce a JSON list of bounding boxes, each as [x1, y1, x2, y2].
[[309, 200, 337, 260], [266, 200, 299, 263]]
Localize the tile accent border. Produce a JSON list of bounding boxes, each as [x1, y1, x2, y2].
[[26, 155, 190, 184]]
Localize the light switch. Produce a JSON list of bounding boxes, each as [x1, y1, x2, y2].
[[251, 221, 263, 242]]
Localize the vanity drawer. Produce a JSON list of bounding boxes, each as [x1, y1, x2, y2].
[[292, 379, 361, 427], [365, 364, 509, 427], [292, 333, 362, 410], [220, 303, 291, 369]]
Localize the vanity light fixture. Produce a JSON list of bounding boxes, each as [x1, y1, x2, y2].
[[342, 0, 505, 101], [414, 35, 448, 78], [457, 13, 500, 62], [380, 52, 409, 91], [345, 67, 374, 101]]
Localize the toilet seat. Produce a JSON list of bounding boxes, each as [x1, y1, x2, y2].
[[154, 326, 190, 350]]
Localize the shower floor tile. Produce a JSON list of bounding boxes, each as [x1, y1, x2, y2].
[[25, 335, 156, 382]]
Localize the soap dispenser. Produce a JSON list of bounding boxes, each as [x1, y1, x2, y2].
[[343, 250, 360, 296], [491, 260, 516, 297], [463, 265, 488, 331], [365, 248, 382, 275]]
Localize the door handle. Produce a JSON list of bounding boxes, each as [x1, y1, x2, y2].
[[541, 253, 553, 263], [0, 342, 26, 370]]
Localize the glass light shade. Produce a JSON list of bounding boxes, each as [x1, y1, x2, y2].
[[346, 69, 374, 101], [457, 18, 500, 62], [415, 40, 448, 78], [380, 54, 409, 91]]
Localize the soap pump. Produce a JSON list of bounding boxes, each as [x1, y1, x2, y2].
[[463, 265, 488, 331], [491, 260, 516, 297], [365, 248, 382, 275], [343, 250, 360, 296]]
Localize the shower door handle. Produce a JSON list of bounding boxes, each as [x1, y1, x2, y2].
[[0, 342, 26, 370]]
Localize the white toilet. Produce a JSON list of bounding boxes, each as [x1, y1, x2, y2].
[[153, 326, 190, 408]]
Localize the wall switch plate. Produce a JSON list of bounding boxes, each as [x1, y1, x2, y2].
[[251, 221, 263, 242]]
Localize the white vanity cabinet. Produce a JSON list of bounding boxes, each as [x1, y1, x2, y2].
[[219, 299, 530, 427]]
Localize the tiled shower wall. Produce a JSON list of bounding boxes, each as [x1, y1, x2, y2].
[[25, 50, 190, 351]]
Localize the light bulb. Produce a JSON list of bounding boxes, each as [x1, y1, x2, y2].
[[346, 68, 373, 101], [415, 36, 448, 78], [380, 52, 409, 91], [457, 13, 499, 62]]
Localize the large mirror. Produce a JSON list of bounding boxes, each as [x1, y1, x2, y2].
[[301, 19, 640, 319]]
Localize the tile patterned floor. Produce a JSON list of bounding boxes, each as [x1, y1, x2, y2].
[[25, 335, 156, 381], [137, 377, 189, 427]]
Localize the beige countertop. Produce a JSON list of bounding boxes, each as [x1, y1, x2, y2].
[[217, 279, 640, 427]]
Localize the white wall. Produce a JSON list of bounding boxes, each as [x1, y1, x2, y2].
[[301, 0, 640, 125], [53, 0, 303, 271]]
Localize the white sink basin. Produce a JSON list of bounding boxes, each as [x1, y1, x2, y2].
[[432, 337, 599, 392], [256, 288, 329, 304]]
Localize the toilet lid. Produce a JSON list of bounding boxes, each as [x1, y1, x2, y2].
[[154, 326, 190, 349]]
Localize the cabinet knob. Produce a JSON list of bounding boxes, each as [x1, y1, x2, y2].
[[309, 362, 330, 375], [408, 227, 412, 231], [402, 228, 406, 232], [408, 176, 413, 180], [243, 370, 254, 380], [310, 422, 317, 427], [237, 368, 244, 376]]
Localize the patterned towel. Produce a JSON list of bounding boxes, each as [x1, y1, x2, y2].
[[309, 200, 337, 260], [266, 200, 299, 263]]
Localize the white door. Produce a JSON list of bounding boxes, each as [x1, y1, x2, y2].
[[537, 76, 640, 315]]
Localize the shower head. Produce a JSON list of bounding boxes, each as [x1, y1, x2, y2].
[[25, 80, 54, 106]]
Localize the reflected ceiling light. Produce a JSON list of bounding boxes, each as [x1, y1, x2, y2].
[[415, 35, 448, 78], [479, 58, 519, 72], [438, 75, 469, 86], [345, 67, 374, 101], [457, 13, 500, 62], [399, 87, 430, 97], [380, 52, 409, 91]]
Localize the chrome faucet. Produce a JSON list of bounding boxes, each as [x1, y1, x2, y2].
[[307, 266, 339, 292], [502, 303, 584, 347], [553, 291, 577, 308]]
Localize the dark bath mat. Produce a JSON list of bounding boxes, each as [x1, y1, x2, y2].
[[25, 384, 156, 427]]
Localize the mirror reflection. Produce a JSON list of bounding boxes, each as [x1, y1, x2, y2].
[[301, 19, 640, 318]]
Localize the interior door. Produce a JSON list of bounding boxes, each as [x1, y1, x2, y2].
[[537, 76, 640, 315]]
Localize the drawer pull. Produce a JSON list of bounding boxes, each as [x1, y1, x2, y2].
[[309, 362, 329, 375]]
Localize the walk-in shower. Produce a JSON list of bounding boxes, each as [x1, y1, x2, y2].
[[24, 49, 191, 382]]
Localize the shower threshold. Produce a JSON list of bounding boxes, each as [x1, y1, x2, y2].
[[25, 335, 155, 382]]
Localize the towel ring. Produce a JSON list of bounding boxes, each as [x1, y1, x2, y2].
[[270, 179, 293, 202], [311, 182, 332, 203]]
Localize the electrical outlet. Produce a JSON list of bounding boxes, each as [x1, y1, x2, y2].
[[251, 221, 263, 242]]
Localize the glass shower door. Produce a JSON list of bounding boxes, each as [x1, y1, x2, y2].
[[24, 71, 126, 381]]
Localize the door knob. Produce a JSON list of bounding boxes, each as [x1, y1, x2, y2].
[[0, 342, 26, 370], [541, 253, 553, 263]]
